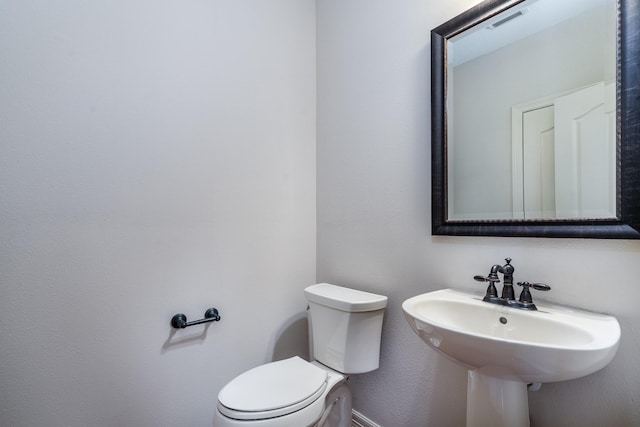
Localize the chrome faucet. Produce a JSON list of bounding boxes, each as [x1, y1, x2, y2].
[[474, 258, 550, 310]]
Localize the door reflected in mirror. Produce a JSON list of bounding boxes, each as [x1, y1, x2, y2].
[[446, 0, 617, 221]]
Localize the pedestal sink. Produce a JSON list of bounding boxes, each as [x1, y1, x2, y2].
[[402, 289, 620, 427]]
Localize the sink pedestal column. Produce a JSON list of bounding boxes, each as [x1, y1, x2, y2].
[[466, 370, 529, 427]]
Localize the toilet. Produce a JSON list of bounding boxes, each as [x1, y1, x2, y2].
[[214, 283, 388, 427]]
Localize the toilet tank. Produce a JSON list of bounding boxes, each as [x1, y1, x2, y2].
[[304, 283, 387, 374]]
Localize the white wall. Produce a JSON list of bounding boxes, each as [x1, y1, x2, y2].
[[0, 1, 315, 426], [3, 1, 640, 426], [317, 0, 640, 426]]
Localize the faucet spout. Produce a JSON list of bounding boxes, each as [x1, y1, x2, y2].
[[475, 258, 515, 302], [474, 264, 502, 299], [500, 258, 515, 300], [487, 264, 501, 282]]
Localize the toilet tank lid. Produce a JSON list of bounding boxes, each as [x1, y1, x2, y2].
[[305, 283, 388, 312]]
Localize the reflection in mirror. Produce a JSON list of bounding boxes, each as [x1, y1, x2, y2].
[[431, 0, 640, 238], [447, 0, 617, 221]]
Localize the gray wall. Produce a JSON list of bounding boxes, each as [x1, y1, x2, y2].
[[317, 0, 640, 426], [0, 1, 316, 426], [1, 0, 639, 426]]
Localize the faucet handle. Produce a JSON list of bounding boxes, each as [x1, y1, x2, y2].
[[530, 283, 550, 291], [474, 274, 501, 286], [474, 275, 500, 299], [516, 282, 550, 303]]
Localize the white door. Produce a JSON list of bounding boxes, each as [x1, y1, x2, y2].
[[517, 82, 616, 219], [522, 106, 556, 219], [554, 82, 616, 218]]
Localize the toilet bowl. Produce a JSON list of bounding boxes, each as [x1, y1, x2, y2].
[[214, 357, 349, 427], [214, 283, 387, 427]]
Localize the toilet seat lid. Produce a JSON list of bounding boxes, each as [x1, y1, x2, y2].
[[218, 356, 327, 417]]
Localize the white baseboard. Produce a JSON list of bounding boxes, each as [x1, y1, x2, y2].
[[352, 409, 383, 427]]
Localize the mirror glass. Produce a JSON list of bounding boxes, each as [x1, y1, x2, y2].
[[446, 0, 617, 221], [431, 0, 640, 239]]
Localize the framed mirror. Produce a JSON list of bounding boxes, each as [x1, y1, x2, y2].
[[432, 0, 640, 238]]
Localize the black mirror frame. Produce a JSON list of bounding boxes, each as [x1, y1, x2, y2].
[[431, 0, 640, 239]]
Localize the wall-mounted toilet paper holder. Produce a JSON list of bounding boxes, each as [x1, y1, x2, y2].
[[171, 307, 221, 329]]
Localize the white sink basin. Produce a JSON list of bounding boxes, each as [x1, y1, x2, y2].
[[402, 288, 621, 427], [402, 288, 620, 383]]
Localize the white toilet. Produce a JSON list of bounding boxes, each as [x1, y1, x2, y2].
[[214, 283, 388, 427]]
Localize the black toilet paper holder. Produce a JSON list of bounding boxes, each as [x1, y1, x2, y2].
[[171, 307, 221, 329]]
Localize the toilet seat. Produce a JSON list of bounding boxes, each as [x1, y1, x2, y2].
[[218, 357, 328, 421]]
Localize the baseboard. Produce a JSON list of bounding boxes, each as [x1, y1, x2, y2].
[[352, 409, 383, 427]]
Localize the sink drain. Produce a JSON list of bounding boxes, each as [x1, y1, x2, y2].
[[499, 316, 508, 324]]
